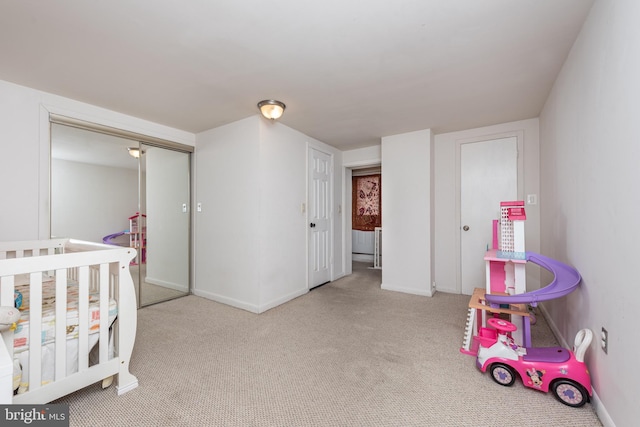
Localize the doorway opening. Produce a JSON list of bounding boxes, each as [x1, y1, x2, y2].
[[345, 164, 382, 274]]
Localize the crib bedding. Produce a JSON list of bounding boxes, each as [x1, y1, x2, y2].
[[11, 273, 117, 353], [10, 273, 117, 394]]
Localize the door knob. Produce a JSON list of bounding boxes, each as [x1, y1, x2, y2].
[[310, 223, 316, 228], [463, 225, 470, 231]]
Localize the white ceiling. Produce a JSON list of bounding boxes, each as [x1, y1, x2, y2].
[[0, 0, 594, 151], [50, 124, 140, 171]]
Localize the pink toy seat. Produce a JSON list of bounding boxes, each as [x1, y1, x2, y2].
[[523, 347, 570, 363]]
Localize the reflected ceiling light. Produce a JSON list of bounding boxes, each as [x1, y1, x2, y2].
[[127, 147, 142, 158], [257, 100, 286, 120]]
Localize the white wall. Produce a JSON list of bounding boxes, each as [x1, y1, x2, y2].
[[539, 1, 640, 425], [352, 230, 375, 255], [433, 118, 540, 294], [259, 119, 343, 310], [194, 116, 342, 313], [342, 145, 382, 167], [381, 129, 433, 296], [194, 117, 262, 310], [51, 159, 137, 242], [0, 79, 194, 241], [0, 81, 49, 240]]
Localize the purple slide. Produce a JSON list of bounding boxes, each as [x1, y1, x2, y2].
[[103, 231, 126, 245], [484, 252, 581, 307]]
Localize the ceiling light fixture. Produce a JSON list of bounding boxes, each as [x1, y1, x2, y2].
[[127, 147, 142, 158], [257, 100, 286, 120]]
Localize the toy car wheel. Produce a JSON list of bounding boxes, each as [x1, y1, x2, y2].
[[490, 363, 516, 387], [552, 380, 588, 407]]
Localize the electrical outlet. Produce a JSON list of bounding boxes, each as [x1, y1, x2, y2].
[[601, 327, 608, 354]]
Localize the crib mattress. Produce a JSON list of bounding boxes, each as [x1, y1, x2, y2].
[[12, 273, 117, 354]]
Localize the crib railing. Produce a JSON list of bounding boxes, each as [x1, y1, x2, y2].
[[0, 238, 66, 261], [0, 238, 137, 403]]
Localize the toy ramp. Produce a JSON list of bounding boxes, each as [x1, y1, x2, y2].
[[485, 252, 581, 305], [103, 231, 126, 245]]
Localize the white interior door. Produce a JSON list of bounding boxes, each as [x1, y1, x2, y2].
[[309, 148, 331, 288], [460, 137, 518, 295]]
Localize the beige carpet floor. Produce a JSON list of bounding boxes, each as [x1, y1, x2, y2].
[[55, 262, 602, 426]]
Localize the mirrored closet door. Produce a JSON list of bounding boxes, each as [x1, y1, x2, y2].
[[50, 123, 191, 308], [136, 143, 190, 306]]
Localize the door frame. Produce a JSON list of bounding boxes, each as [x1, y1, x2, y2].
[[307, 144, 334, 289], [454, 130, 524, 294]]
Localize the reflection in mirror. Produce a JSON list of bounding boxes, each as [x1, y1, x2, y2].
[[50, 124, 139, 243], [50, 124, 190, 307], [139, 144, 190, 305]]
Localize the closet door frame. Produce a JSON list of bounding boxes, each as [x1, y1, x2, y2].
[[46, 112, 194, 308]]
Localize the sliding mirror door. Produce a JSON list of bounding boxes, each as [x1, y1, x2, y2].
[[138, 144, 190, 306], [50, 123, 191, 308]]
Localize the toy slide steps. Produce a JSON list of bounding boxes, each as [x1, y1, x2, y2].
[[484, 252, 581, 305], [461, 307, 476, 354]]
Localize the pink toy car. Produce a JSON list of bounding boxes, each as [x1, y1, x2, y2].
[[476, 318, 593, 407]]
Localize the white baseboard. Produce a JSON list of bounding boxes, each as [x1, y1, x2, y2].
[[538, 304, 614, 427], [192, 288, 260, 313], [145, 276, 189, 292], [258, 288, 308, 313], [192, 287, 310, 314], [352, 253, 374, 262], [591, 389, 615, 427], [381, 283, 433, 297]]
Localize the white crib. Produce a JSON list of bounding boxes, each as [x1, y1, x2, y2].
[[0, 238, 138, 404]]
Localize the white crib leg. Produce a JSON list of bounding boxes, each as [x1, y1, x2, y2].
[[115, 260, 139, 396], [115, 353, 139, 395]]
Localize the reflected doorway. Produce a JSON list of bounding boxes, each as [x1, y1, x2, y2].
[[50, 123, 191, 307]]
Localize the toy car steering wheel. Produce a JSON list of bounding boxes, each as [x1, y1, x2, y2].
[[488, 317, 517, 333]]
